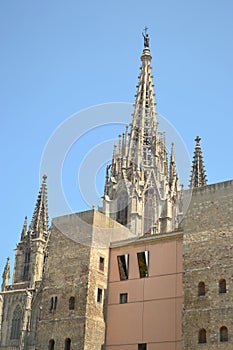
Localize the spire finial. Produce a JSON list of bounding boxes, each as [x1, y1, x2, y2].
[[142, 27, 150, 48]]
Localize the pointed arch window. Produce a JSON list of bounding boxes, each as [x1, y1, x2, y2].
[[198, 281, 205, 296], [198, 328, 206, 344], [48, 339, 55, 350], [219, 279, 226, 294], [64, 338, 71, 350], [220, 326, 228, 342], [10, 305, 23, 339], [116, 190, 128, 226], [69, 297, 75, 310], [143, 188, 155, 234]]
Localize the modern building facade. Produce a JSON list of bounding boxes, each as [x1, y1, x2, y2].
[[1, 33, 233, 350]]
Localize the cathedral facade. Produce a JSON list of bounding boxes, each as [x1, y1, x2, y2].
[[1, 34, 233, 350]]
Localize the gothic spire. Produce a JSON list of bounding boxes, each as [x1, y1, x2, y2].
[[28, 175, 49, 238], [1, 257, 10, 291], [190, 136, 207, 188], [20, 216, 28, 241], [103, 32, 181, 235], [128, 30, 158, 168]]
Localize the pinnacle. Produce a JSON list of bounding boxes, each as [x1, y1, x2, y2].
[[28, 175, 49, 238], [190, 136, 207, 188]]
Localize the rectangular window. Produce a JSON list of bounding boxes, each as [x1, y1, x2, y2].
[[99, 257, 104, 271], [119, 293, 128, 304], [137, 251, 149, 278], [117, 254, 129, 280], [97, 288, 103, 303], [138, 344, 147, 350]]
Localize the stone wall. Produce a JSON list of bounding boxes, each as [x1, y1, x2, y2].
[[182, 180, 233, 349]]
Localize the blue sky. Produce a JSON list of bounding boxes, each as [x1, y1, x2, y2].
[[1, 0, 233, 275]]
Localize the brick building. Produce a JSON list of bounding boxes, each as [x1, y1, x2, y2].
[[0, 33, 232, 350]]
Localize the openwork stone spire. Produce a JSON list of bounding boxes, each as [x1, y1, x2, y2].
[[103, 33, 182, 236], [28, 174, 49, 238], [190, 136, 207, 188]]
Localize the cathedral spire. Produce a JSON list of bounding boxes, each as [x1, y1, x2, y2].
[[190, 136, 207, 188], [28, 175, 49, 238], [103, 32, 181, 236], [128, 30, 157, 168]]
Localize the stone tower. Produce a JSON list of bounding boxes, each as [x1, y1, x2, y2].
[[0, 175, 49, 350], [103, 32, 182, 235], [190, 136, 207, 188], [12, 174, 49, 288]]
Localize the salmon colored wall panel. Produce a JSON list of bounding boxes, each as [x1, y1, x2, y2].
[[144, 275, 176, 300], [175, 297, 182, 340], [149, 242, 177, 276], [176, 273, 183, 297], [108, 279, 144, 304], [142, 299, 176, 342], [106, 303, 143, 345], [148, 343, 176, 350], [176, 240, 183, 273]]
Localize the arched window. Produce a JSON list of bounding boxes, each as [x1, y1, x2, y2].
[[220, 326, 228, 342], [198, 328, 206, 344], [48, 339, 55, 350], [198, 281, 205, 296], [69, 297, 75, 310], [64, 338, 71, 350], [116, 191, 128, 226], [219, 279, 226, 294], [143, 188, 154, 234], [10, 305, 23, 339]]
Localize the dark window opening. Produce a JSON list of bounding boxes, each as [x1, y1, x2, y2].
[[50, 296, 57, 311], [137, 251, 149, 278], [198, 329, 206, 344], [220, 326, 228, 342], [23, 264, 29, 281], [117, 254, 129, 280], [64, 338, 71, 350], [10, 305, 22, 339], [219, 279, 226, 294], [99, 257, 104, 271], [48, 339, 55, 350], [138, 344, 147, 350], [198, 281, 205, 296], [97, 288, 103, 303], [69, 297, 75, 310], [119, 293, 128, 304], [25, 251, 30, 263]]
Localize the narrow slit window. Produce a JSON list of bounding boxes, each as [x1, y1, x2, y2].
[[48, 339, 55, 350], [220, 326, 228, 342], [137, 251, 149, 278], [69, 297, 75, 310], [198, 329, 206, 344], [97, 288, 103, 303], [198, 281, 205, 296], [64, 338, 71, 350], [219, 279, 226, 294], [119, 293, 128, 304], [117, 254, 129, 280], [99, 257, 104, 271]]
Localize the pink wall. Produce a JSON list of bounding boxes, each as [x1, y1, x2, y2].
[[105, 235, 183, 350]]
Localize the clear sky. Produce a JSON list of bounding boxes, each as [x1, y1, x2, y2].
[[1, 0, 233, 275]]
